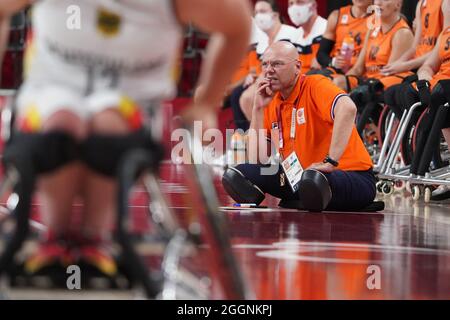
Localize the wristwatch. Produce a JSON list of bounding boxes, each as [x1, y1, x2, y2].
[[323, 155, 339, 167]]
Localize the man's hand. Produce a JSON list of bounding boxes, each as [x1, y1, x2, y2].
[[253, 77, 274, 111], [307, 162, 337, 173]]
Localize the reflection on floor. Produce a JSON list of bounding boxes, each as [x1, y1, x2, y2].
[[1, 162, 449, 299]]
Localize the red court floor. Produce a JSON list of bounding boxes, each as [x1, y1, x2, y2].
[[128, 162, 450, 300], [0, 100, 448, 300], [1, 161, 449, 300]]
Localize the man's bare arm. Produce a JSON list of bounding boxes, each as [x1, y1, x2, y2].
[[328, 96, 357, 162]]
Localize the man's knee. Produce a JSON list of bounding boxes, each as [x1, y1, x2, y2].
[[222, 166, 265, 205], [298, 169, 332, 212]]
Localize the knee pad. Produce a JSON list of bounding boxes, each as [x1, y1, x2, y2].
[[80, 129, 164, 177], [222, 167, 265, 205], [3, 131, 79, 174], [297, 169, 332, 212]]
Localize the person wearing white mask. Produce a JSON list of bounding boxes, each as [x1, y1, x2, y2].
[[253, 1, 298, 62], [229, 0, 297, 132], [288, 0, 327, 73]]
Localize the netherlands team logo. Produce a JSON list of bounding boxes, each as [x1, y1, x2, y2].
[[297, 108, 305, 125]]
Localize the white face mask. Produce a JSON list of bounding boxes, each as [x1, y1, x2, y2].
[[254, 13, 274, 32], [288, 4, 313, 26]]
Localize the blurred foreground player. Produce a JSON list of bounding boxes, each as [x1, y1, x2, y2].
[[0, 0, 251, 278]]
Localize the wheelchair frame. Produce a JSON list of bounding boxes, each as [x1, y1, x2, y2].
[[0, 90, 250, 299]]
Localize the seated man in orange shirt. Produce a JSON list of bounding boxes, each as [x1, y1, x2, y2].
[[222, 41, 376, 212]]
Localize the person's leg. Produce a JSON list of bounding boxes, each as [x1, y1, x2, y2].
[[324, 170, 377, 211], [384, 84, 404, 119], [230, 163, 297, 200], [18, 107, 87, 274], [229, 84, 249, 131], [81, 108, 130, 239], [26, 110, 87, 236], [239, 83, 256, 122], [414, 84, 448, 175]]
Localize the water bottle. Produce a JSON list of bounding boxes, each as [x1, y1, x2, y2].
[[340, 36, 355, 73]]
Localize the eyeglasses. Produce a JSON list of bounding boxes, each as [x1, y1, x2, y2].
[[261, 59, 297, 70]]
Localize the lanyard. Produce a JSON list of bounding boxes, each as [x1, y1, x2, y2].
[[276, 75, 304, 151], [276, 96, 300, 151]]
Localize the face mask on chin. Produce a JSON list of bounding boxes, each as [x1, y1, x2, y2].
[[288, 4, 313, 27], [255, 13, 275, 32]]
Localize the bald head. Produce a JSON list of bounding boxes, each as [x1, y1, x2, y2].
[[260, 41, 301, 98], [263, 41, 299, 61]]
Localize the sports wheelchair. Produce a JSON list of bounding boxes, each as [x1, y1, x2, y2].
[[0, 90, 250, 299], [375, 79, 450, 201]]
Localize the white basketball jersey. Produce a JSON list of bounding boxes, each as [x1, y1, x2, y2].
[[27, 0, 182, 101]]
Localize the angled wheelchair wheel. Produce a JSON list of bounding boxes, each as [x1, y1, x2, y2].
[[182, 137, 250, 300]]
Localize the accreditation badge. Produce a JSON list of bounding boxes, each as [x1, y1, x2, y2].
[[281, 151, 303, 193], [97, 7, 122, 37]]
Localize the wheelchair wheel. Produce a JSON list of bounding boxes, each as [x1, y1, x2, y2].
[[399, 110, 421, 166], [183, 160, 249, 299]]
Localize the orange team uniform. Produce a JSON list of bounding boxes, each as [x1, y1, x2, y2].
[[331, 5, 370, 67], [363, 18, 413, 88], [231, 47, 262, 86], [263, 74, 373, 171], [430, 27, 450, 89], [415, 0, 444, 59]]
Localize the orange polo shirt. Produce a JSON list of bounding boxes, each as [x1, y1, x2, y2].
[[231, 49, 262, 85], [263, 75, 373, 171]]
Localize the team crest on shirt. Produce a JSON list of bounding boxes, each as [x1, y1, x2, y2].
[[97, 8, 122, 37], [341, 14, 349, 25], [297, 108, 306, 125]]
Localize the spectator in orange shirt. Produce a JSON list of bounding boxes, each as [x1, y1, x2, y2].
[[222, 41, 376, 212], [229, 0, 297, 131]]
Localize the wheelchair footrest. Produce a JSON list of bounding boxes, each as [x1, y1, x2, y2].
[[7, 258, 133, 291]]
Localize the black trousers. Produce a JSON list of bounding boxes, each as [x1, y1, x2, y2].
[[234, 164, 376, 211]]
